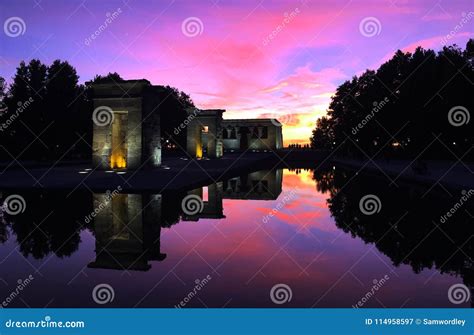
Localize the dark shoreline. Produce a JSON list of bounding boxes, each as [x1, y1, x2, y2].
[[0, 151, 472, 193]]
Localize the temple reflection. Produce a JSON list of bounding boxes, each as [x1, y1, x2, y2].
[[87, 169, 283, 270], [183, 170, 283, 221], [88, 193, 166, 271], [222, 170, 282, 200], [183, 183, 225, 221], [1, 167, 471, 307]]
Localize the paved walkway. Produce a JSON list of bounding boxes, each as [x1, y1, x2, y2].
[[0, 153, 281, 192]]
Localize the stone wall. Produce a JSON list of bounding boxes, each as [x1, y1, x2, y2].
[[90, 80, 162, 170], [88, 193, 163, 271], [186, 109, 224, 158], [92, 97, 143, 169], [221, 119, 283, 151]]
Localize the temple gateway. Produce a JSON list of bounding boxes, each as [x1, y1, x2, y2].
[[90, 79, 283, 170]]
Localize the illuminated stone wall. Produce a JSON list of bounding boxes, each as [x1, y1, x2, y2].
[[221, 119, 283, 151], [90, 80, 161, 170], [88, 193, 164, 271], [186, 109, 224, 158]]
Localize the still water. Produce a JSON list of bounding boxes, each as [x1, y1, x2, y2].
[[0, 168, 472, 307]]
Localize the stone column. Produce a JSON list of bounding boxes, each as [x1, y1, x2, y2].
[[186, 121, 202, 158], [207, 121, 217, 158]]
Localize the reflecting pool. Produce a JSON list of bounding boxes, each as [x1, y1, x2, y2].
[[0, 168, 472, 307]]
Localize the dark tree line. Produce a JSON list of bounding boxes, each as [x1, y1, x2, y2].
[[311, 39, 474, 160], [0, 60, 193, 161], [0, 190, 187, 260]]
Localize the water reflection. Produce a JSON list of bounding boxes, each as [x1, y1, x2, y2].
[[0, 167, 472, 307], [88, 194, 166, 271], [313, 167, 473, 307], [88, 170, 282, 270], [0, 191, 91, 259]]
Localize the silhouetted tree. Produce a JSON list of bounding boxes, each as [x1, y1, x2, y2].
[[159, 85, 194, 150], [313, 166, 473, 304], [2, 190, 92, 259], [310, 40, 474, 161], [91, 72, 124, 84], [43, 60, 85, 159], [1, 62, 196, 161], [0, 76, 6, 103], [2, 60, 47, 160]]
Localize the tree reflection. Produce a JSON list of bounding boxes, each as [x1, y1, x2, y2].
[[1, 191, 92, 259], [313, 167, 473, 304]]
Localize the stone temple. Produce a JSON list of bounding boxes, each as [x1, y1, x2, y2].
[[90, 79, 283, 170]]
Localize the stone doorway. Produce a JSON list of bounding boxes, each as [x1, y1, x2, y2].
[[239, 126, 250, 150], [110, 112, 128, 169]]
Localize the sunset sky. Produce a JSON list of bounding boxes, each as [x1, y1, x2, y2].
[[0, 0, 472, 144]]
